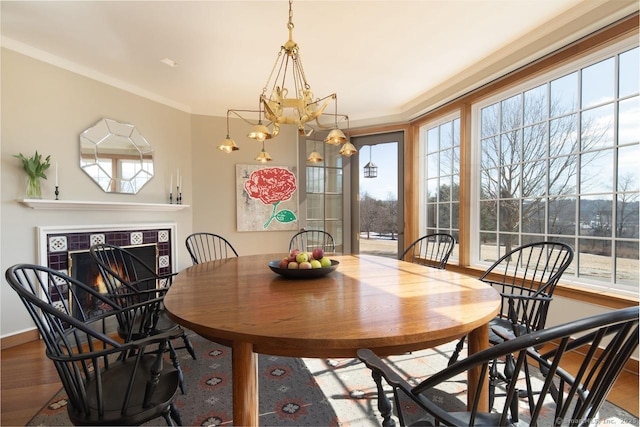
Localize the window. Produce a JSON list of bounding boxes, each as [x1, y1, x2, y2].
[[474, 42, 639, 293], [305, 139, 344, 252], [420, 115, 461, 262]]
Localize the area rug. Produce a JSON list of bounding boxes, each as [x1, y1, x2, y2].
[[306, 342, 638, 427], [28, 335, 637, 426], [27, 331, 339, 426]]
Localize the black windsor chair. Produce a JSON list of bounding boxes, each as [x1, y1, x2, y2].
[[5, 264, 182, 426], [89, 243, 196, 394], [358, 306, 638, 427], [399, 233, 456, 269], [185, 232, 238, 265], [289, 229, 336, 253]]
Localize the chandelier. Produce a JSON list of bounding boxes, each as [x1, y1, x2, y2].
[[217, 0, 357, 162]]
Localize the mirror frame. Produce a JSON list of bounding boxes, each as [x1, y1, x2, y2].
[[79, 118, 154, 194]]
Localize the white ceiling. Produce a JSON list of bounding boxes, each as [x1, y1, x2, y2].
[[1, 1, 637, 127]]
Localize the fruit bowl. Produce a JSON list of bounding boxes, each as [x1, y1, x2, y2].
[[268, 259, 339, 278]]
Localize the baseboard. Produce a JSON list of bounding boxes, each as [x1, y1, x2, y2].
[[1, 329, 40, 350]]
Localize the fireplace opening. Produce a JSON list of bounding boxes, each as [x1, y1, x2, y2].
[[68, 244, 158, 319]]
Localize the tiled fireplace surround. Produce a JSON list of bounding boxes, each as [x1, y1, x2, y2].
[[38, 223, 178, 279]]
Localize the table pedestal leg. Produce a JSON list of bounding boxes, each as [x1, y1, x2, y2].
[[467, 323, 490, 412], [232, 341, 258, 426]]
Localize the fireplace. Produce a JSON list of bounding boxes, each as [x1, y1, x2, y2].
[[68, 243, 158, 319], [37, 223, 177, 318]]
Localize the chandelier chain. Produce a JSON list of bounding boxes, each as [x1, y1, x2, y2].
[[295, 53, 311, 91], [288, 0, 294, 30]]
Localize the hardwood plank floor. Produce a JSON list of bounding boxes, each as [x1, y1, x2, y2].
[[1, 339, 638, 426], [1, 339, 62, 426]]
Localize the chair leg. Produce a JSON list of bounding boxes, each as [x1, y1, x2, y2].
[[162, 409, 175, 427], [167, 341, 186, 394], [448, 336, 466, 366], [371, 370, 396, 427], [489, 359, 497, 409], [170, 402, 182, 426], [182, 332, 197, 360]]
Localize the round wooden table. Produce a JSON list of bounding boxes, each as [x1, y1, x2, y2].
[[164, 253, 501, 426]]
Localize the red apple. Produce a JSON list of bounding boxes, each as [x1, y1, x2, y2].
[[299, 261, 312, 269], [288, 249, 300, 261], [312, 248, 324, 260], [279, 258, 289, 269]]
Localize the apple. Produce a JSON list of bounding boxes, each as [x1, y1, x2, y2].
[[288, 249, 300, 261], [296, 252, 309, 263], [279, 258, 289, 269], [320, 257, 332, 268], [299, 261, 312, 269], [287, 261, 299, 269], [310, 259, 322, 269], [312, 248, 324, 260]]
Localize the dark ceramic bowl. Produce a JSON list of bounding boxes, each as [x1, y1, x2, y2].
[[268, 259, 339, 278]]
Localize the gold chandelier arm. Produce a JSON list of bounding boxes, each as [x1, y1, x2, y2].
[[314, 110, 348, 130], [227, 109, 266, 127]]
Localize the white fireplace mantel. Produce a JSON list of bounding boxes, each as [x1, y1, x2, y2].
[[19, 199, 189, 211]]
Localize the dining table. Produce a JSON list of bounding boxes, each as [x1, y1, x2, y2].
[[164, 253, 501, 426]]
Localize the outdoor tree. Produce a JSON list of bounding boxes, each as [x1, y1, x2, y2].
[[360, 192, 379, 239], [478, 90, 612, 254], [617, 174, 640, 239]]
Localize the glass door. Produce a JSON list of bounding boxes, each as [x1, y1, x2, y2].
[[351, 132, 404, 258]]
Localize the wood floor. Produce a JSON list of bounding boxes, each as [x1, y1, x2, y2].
[[1, 338, 638, 426]]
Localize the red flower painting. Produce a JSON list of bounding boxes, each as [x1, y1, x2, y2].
[[244, 167, 297, 228]]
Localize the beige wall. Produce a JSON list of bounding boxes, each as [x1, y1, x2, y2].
[[1, 49, 301, 338], [0, 49, 195, 336], [189, 114, 298, 254]]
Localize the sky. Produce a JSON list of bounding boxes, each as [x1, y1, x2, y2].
[[358, 142, 398, 200]]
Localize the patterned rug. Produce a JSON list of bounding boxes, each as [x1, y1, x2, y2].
[[27, 331, 338, 426], [28, 333, 637, 426], [307, 343, 638, 427]]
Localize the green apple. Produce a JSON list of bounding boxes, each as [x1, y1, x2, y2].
[[319, 257, 332, 267], [310, 259, 322, 269], [296, 252, 309, 263]]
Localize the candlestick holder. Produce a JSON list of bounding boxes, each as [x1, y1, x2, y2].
[[178, 192, 182, 205], [176, 186, 182, 204], [55, 186, 60, 200], [169, 192, 173, 204]]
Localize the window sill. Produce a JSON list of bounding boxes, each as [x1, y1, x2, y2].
[[446, 264, 638, 309]]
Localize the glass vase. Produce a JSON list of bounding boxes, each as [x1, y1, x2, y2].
[[26, 176, 42, 199]]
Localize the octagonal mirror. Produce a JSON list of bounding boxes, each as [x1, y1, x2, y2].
[[80, 118, 154, 194]]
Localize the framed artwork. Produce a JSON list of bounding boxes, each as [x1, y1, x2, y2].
[[236, 164, 298, 231]]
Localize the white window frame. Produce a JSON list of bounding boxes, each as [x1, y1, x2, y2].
[[419, 112, 461, 262], [470, 35, 639, 296]]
